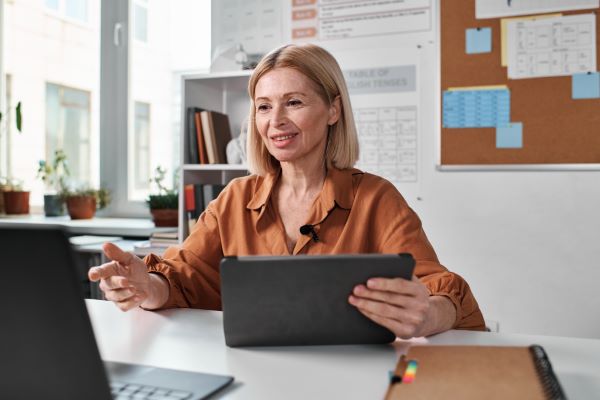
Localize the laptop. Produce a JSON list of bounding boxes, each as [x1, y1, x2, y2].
[[0, 225, 233, 400], [220, 253, 415, 347]]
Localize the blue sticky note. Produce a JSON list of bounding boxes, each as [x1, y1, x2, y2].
[[443, 89, 510, 128], [572, 72, 600, 99], [496, 123, 523, 149], [466, 27, 492, 54]]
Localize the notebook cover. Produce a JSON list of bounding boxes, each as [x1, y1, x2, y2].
[[385, 346, 552, 400]]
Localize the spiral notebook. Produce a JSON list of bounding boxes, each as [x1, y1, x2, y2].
[[385, 345, 566, 400]]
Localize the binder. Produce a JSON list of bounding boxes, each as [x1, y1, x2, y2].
[[385, 345, 566, 400]]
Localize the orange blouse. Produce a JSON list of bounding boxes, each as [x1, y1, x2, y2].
[[145, 167, 485, 331]]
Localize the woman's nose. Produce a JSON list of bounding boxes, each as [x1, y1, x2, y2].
[[271, 105, 288, 126]]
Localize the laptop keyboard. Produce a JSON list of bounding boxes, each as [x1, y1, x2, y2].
[[111, 381, 193, 399]]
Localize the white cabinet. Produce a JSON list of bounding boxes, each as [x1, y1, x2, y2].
[[179, 71, 252, 240]]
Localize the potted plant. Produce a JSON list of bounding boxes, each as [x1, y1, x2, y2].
[[1, 177, 30, 215], [0, 101, 23, 214], [61, 186, 110, 220], [37, 149, 70, 216], [146, 166, 178, 227]]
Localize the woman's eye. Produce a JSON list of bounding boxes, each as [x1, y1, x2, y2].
[[287, 99, 302, 107], [257, 104, 270, 112]]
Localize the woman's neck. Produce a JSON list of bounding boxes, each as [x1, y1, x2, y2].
[[278, 161, 327, 199]]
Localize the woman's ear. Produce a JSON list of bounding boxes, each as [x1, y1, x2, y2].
[[328, 95, 341, 125]]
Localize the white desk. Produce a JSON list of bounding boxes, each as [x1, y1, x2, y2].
[[0, 215, 163, 237], [86, 299, 600, 400]]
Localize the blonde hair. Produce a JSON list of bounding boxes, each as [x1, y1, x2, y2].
[[246, 44, 359, 176]]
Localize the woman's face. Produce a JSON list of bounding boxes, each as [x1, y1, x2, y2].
[[254, 67, 339, 165]]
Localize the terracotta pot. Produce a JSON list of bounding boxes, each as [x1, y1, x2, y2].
[[66, 195, 96, 219], [0, 184, 7, 214], [3, 191, 30, 214], [150, 208, 179, 227]]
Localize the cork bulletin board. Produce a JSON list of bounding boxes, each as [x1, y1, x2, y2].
[[440, 0, 600, 168]]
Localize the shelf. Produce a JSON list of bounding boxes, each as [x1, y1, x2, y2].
[[182, 163, 247, 171], [0, 215, 163, 237], [183, 69, 253, 81], [179, 71, 253, 240]]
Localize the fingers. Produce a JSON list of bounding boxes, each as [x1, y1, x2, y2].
[[352, 284, 425, 311], [348, 275, 431, 339], [366, 276, 424, 296], [111, 290, 148, 312], [96, 273, 148, 311], [88, 261, 120, 282], [103, 287, 136, 303], [99, 276, 148, 312], [88, 244, 150, 312], [356, 308, 418, 340], [99, 275, 130, 291], [349, 294, 426, 327], [103, 242, 136, 265]]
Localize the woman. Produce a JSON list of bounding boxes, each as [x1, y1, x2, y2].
[[89, 44, 485, 339]]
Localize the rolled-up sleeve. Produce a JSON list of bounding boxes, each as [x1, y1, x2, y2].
[[144, 204, 224, 310]]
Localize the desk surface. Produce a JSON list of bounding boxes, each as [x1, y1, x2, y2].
[[86, 299, 600, 400], [0, 215, 164, 237]]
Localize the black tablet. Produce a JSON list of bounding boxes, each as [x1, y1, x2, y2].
[[220, 253, 415, 347]]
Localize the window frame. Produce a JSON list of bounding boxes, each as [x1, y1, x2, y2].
[[100, 0, 149, 217]]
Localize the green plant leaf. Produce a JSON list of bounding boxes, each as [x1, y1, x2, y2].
[[16, 102, 22, 133], [146, 193, 178, 209]]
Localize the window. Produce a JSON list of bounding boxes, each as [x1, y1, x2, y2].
[[133, 101, 150, 191], [127, 0, 212, 204], [0, 74, 14, 178], [45, 0, 88, 23], [46, 83, 92, 186], [45, 0, 59, 11], [133, 0, 148, 43], [2, 0, 211, 215], [65, 0, 87, 22], [2, 0, 100, 207]]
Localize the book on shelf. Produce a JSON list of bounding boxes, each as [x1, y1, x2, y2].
[[149, 238, 179, 247], [194, 109, 208, 164], [200, 110, 232, 164], [132, 230, 179, 254], [181, 184, 226, 237], [150, 229, 178, 240], [187, 107, 202, 164], [149, 230, 178, 245], [132, 240, 170, 256], [203, 184, 225, 204], [194, 184, 205, 217], [184, 184, 197, 233]]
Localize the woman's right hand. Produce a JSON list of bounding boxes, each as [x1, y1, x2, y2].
[[88, 242, 168, 311]]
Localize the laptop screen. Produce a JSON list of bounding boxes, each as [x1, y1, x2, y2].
[[0, 225, 112, 399]]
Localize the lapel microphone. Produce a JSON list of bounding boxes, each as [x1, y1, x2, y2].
[[299, 224, 319, 242]]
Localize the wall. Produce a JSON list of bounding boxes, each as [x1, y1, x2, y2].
[[410, 9, 600, 339], [214, 0, 600, 339]]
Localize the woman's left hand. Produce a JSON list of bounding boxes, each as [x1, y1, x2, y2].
[[348, 275, 431, 339]]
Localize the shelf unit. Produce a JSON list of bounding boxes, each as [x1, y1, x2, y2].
[[179, 71, 253, 240]]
